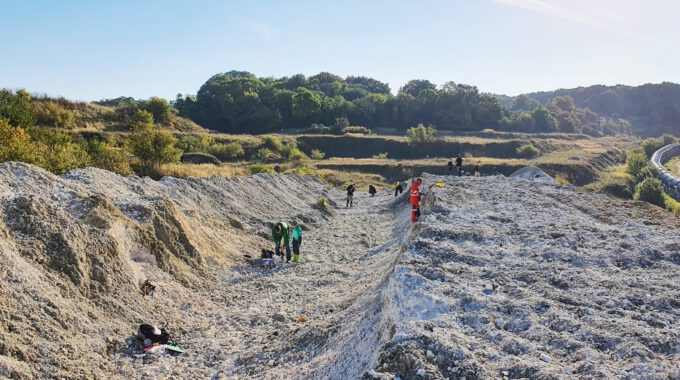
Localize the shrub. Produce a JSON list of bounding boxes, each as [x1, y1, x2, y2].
[[30, 129, 91, 174], [641, 134, 677, 158], [208, 141, 245, 160], [310, 149, 325, 160], [263, 135, 284, 153], [516, 143, 541, 158], [255, 147, 281, 162], [626, 149, 648, 179], [634, 178, 665, 207], [281, 141, 307, 161], [127, 110, 182, 175], [85, 139, 132, 175], [0, 89, 36, 129], [249, 163, 274, 175], [373, 152, 389, 159], [143, 97, 173, 124], [177, 134, 214, 153], [341, 126, 372, 135], [0, 118, 42, 164], [33, 101, 76, 129], [180, 152, 221, 165], [406, 123, 437, 144], [309, 123, 332, 134], [318, 197, 329, 210]]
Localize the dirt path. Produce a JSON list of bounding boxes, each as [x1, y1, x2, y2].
[[114, 188, 407, 379]]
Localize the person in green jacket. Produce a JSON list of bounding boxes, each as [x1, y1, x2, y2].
[[290, 221, 303, 263], [272, 222, 291, 262]]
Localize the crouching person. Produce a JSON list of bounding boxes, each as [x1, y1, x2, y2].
[[272, 222, 291, 262], [291, 221, 303, 263]]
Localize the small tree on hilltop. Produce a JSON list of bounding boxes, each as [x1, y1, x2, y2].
[[127, 110, 181, 176], [406, 123, 437, 144]]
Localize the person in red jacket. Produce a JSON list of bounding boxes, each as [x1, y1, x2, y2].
[[410, 178, 423, 222]]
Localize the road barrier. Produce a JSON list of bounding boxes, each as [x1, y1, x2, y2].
[[650, 143, 680, 201]]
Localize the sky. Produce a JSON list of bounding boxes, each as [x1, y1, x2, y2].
[[1, 0, 679, 101]]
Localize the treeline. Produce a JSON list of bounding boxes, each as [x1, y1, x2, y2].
[[516, 82, 680, 136], [173, 71, 629, 136], [0, 88, 200, 132]]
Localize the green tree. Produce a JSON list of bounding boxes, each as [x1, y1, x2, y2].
[[626, 149, 648, 179], [127, 110, 181, 175], [0, 89, 36, 128], [399, 79, 436, 97], [292, 88, 322, 122], [531, 105, 559, 132], [406, 123, 437, 143], [145, 97, 173, 124], [634, 178, 665, 207]]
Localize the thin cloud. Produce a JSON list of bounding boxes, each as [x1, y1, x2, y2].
[[492, 0, 657, 43], [245, 21, 277, 41], [492, 0, 597, 25]]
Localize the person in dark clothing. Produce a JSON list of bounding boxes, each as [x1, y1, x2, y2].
[[394, 181, 404, 197], [368, 185, 377, 196], [455, 155, 463, 177], [447, 160, 454, 175], [474, 165, 481, 177], [346, 184, 356, 207], [272, 222, 291, 262]]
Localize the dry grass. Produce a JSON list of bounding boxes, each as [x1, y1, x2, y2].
[[314, 169, 389, 190], [157, 163, 247, 178]]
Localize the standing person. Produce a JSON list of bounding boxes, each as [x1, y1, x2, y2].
[[394, 181, 404, 197], [455, 154, 463, 177], [346, 184, 356, 207], [410, 178, 423, 223], [271, 222, 291, 262], [447, 159, 454, 175], [369, 185, 377, 197], [290, 221, 303, 263], [474, 165, 481, 177]]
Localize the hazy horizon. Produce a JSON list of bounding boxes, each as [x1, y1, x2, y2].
[[2, 0, 679, 101]]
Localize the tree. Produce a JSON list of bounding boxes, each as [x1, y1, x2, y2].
[[406, 123, 437, 144], [292, 87, 322, 122], [145, 97, 173, 123], [0, 89, 36, 128], [345, 76, 391, 94], [511, 95, 540, 112], [127, 110, 181, 175], [550, 96, 575, 112], [399, 80, 436, 97], [531, 105, 559, 132]]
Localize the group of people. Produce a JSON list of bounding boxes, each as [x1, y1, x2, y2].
[[270, 221, 303, 263], [447, 155, 481, 177]]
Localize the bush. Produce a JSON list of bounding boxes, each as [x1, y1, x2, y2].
[[641, 134, 677, 158], [33, 101, 76, 129], [626, 149, 648, 179], [143, 97, 173, 124], [249, 163, 274, 175], [318, 197, 329, 210], [308, 123, 332, 134], [634, 178, 665, 207], [177, 134, 214, 153], [0, 118, 42, 164], [281, 141, 307, 161], [516, 143, 541, 158], [180, 152, 221, 165], [30, 129, 91, 174], [373, 152, 389, 159], [263, 135, 284, 153], [310, 149, 325, 160], [255, 147, 281, 162], [0, 89, 36, 129], [85, 139, 132, 175], [127, 110, 182, 175], [341, 126, 372, 135], [406, 123, 437, 144], [208, 141, 245, 160]]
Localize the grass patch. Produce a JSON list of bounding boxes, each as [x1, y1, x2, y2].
[[157, 163, 247, 178], [663, 193, 680, 215]]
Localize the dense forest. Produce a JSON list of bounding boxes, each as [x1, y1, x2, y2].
[[173, 71, 631, 136], [511, 82, 680, 136]]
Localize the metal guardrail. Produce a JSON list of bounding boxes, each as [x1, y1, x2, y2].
[[650, 143, 680, 201]]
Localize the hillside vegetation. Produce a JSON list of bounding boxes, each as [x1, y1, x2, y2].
[[500, 82, 680, 136], [173, 71, 631, 137]]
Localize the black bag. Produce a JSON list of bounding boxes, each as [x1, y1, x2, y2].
[[138, 324, 172, 345], [261, 249, 275, 259]]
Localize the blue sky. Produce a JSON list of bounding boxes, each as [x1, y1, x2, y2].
[[1, 0, 678, 101]]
